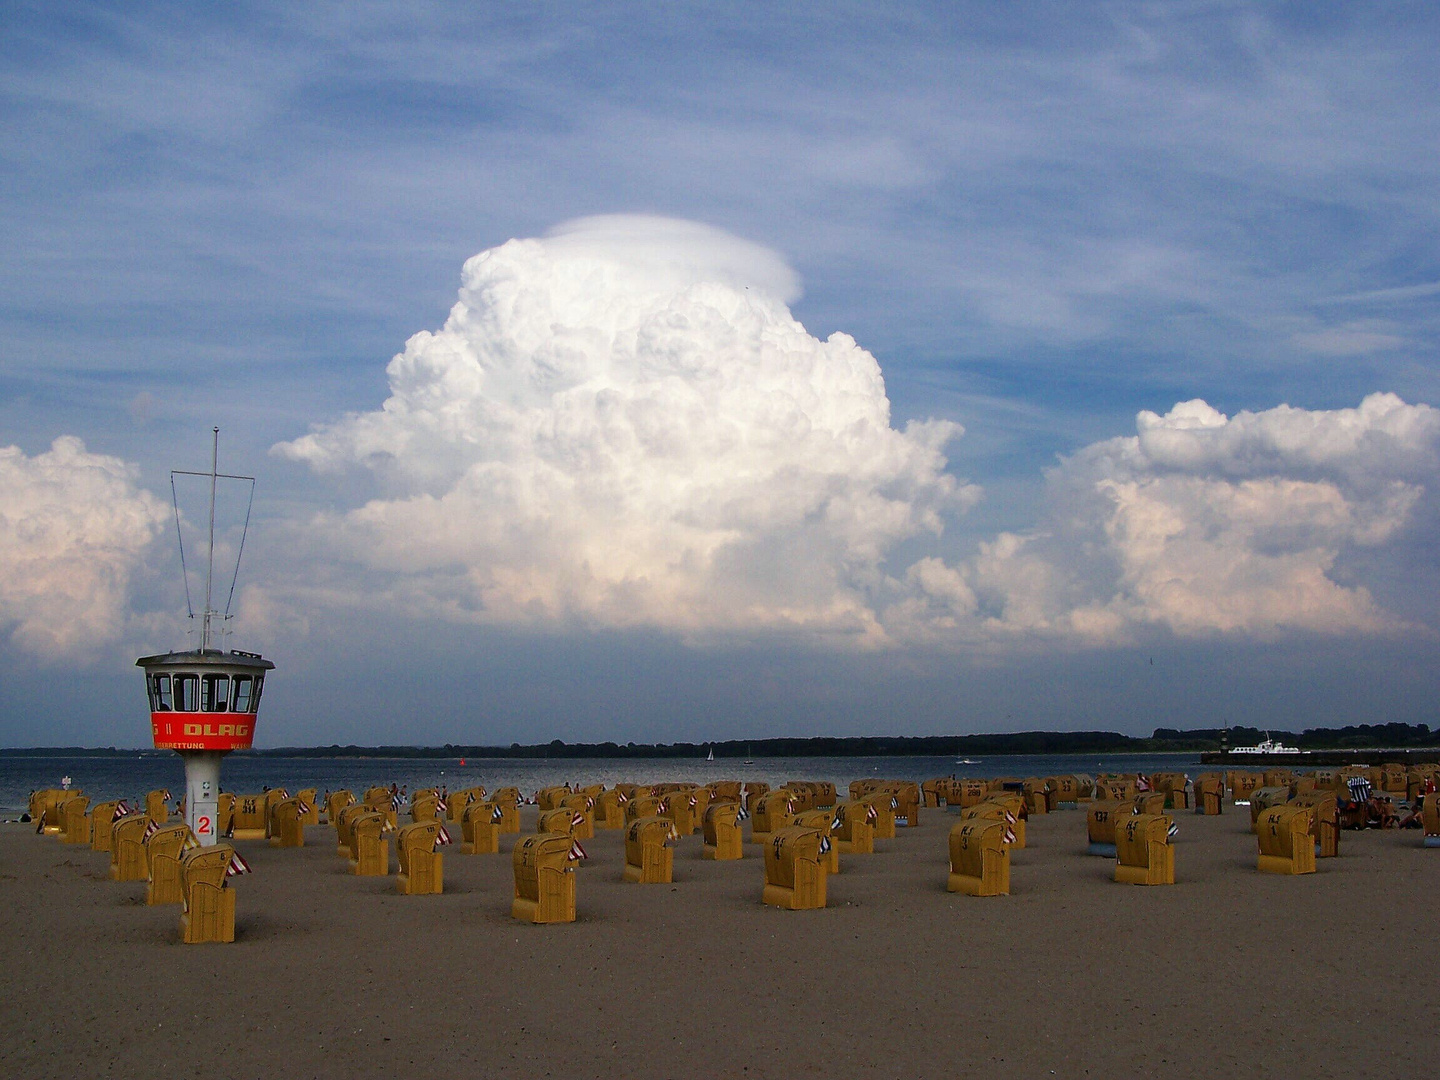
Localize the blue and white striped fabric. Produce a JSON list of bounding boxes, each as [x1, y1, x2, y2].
[[1347, 777, 1372, 803]]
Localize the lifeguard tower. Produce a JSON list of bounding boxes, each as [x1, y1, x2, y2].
[[137, 429, 274, 846]]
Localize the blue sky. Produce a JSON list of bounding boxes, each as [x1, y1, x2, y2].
[[2, 3, 1438, 746]]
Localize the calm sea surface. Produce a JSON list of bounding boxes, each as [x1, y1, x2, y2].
[[0, 751, 1205, 817]]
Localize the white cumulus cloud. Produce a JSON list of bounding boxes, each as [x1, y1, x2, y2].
[[903, 393, 1439, 643], [0, 436, 168, 656], [275, 215, 975, 643], [272, 217, 1438, 652]]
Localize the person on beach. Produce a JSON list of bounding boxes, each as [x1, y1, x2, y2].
[[1398, 794, 1424, 829]]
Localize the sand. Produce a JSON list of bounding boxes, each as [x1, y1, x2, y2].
[[2, 801, 1437, 1079]]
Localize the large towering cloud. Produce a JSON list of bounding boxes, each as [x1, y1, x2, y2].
[[898, 393, 1440, 643], [275, 216, 1438, 650], [0, 437, 168, 655], [275, 216, 975, 642]]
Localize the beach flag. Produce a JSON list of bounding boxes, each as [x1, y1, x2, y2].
[[144, 819, 160, 840], [113, 800, 131, 821], [567, 839, 587, 861], [1004, 810, 1017, 824], [818, 835, 832, 855], [1003, 827, 1017, 845], [571, 812, 585, 829], [864, 805, 878, 824], [297, 800, 311, 817], [226, 850, 252, 877], [435, 798, 447, 814], [435, 824, 452, 848], [831, 816, 842, 831]]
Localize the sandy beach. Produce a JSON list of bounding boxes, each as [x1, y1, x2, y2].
[[2, 801, 1436, 1079]]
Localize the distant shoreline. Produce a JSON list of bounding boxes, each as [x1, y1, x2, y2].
[[4, 723, 1437, 759]]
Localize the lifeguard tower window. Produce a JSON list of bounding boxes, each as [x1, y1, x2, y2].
[[148, 674, 173, 712], [201, 674, 230, 712], [232, 675, 255, 712], [173, 674, 199, 712]]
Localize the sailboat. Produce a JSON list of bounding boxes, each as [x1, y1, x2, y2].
[[706, 745, 714, 761]]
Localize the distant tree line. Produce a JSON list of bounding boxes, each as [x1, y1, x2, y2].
[[238, 722, 1440, 757], [4, 722, 1434, 757]]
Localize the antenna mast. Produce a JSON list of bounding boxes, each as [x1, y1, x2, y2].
[[172, 428, 255, 653], [203, 427, 219, 651]]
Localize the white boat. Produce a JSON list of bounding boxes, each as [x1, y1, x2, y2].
[[1229, 734, 1302, 755]]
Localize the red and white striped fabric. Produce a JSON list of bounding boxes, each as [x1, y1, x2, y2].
[[435, 798, 447, 814], [1003, 827, 1017, 845], [112, 801, 131, 821], [435, 824, 452, 847], [226, 850, 252, 877], [571, 812, 585, 828], [567, 839, 587, 861], [490, 806, 504, 823], [144, 819, 160, 839], [1136, 775, 1151, 792]]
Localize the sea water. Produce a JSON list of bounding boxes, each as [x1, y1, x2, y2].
[[0, 751, 1206, 817]]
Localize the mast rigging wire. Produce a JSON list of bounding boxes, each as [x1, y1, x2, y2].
[[169, 473, 195, 620]]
